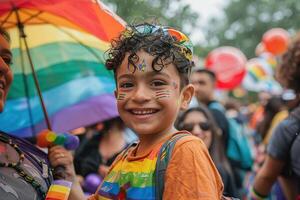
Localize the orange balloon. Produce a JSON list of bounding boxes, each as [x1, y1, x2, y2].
[[262, 28, 289, 56]]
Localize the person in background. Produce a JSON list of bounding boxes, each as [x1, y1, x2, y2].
[[191, 69, 230, 149], [256, 96, 286, 144], [74, 117, 129, 178], [176, 105, 238, 197], [251, 34, 300, 200]]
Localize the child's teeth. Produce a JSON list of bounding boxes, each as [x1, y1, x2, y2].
[[133, 109, 155, 115]]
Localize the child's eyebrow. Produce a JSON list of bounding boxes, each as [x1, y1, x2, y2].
[[117, 74, 134, 80]]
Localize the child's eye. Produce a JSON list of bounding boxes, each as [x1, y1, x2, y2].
[[150, 80, 167, 87], [119, 82, 134, 88]]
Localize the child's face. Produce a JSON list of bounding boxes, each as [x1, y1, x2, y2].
[[115, 50, 193, 136]]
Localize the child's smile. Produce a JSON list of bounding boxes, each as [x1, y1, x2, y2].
[[115, 50, 185, 137]]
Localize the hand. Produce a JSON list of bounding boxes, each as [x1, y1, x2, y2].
[[98, 164, 110, 178], [48, 146, 76, 182]]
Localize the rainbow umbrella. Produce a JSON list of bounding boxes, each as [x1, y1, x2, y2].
[[0, 0, 125, 137]]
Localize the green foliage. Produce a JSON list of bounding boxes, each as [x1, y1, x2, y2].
[[203, 0, 300, 59], [102, 0, 199, 34]]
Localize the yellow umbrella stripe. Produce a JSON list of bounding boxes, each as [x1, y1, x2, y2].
[[9, 24, 110, 51]]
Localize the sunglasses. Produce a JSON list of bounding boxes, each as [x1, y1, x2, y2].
[[181, 122, 210, 132]]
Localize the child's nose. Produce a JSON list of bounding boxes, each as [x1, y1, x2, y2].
[[131, 84, 151, 103]]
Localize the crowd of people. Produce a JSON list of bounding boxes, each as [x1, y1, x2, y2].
[[0, 19, 300, 200]]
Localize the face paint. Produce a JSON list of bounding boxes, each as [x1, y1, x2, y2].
[[172, 82, 178, 89], [155, 90, 171, 99], [137, 59, 146, 72], [117, 93, 126, 100]]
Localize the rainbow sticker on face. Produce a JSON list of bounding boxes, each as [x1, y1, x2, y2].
[[137, 59, 146, 72], [172, 82, 178, 89]]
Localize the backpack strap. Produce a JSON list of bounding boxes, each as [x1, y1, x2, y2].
[[155, 133, 189, 200]]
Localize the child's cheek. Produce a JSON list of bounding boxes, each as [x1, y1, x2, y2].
[[155, 90, 171, 99], [117, 92, 127, 101], [172, 82, 178, 90]]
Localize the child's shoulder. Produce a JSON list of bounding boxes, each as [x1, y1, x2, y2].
[[172, 131, 206, 149], [161, 131, 208, 160]]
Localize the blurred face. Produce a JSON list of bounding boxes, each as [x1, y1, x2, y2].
[[115, 50, 193, 137], [182, 110, 212, 148], [0, 34, 13, 112], [191, 72, 214, 104]]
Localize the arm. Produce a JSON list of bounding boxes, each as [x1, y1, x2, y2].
[[252, 118, 294, 198], [48, 146, 86, 200], [252, 155, 285, 196], [163, 137, 223, 200]]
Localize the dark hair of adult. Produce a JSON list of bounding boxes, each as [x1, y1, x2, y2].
[[256, 96, 284, 140], [278, 35, 300, 93], [193, 68, 216, 82], [102, 116, 125, 133]]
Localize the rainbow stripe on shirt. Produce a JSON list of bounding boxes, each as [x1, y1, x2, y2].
[[97, 146, 159, 200]]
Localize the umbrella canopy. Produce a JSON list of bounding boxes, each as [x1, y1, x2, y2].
[[0, 0, 125, 42], [0, 0, 125, 137]]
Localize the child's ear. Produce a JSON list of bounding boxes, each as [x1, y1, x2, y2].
[[180, 84, 194, 110]]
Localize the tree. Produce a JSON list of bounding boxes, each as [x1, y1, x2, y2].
[[202, 0, 300, 58], [101, 0, 199, 41]]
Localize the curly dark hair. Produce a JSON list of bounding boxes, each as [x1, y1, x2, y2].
[[278, 36, 300, 93], [105, 23, 194, 89]]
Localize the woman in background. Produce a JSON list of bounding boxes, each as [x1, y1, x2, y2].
[[176, 105, 238, 197]]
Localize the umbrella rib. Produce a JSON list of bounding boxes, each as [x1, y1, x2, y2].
[[18, 35, 37, 135], [0, 10, 14, 28], [21, 10, 44, 24], [33, 15, 104, 63]]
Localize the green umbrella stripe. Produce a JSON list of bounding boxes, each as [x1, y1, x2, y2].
[[8, 60, 114, 99]]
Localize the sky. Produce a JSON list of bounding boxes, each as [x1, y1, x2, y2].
[[184, 0, 227, 43]]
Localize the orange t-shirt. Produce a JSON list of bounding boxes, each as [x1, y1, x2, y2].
[[163, 133, 224, 199], [96, 131, 224, 200]]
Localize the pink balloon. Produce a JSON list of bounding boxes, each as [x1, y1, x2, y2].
[[205, 46, 247, 90]]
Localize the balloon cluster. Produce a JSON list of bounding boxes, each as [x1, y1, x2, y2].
[[37, 129, 79, 150], [242, 28, 290, 94], [202, 28, 289, 92]]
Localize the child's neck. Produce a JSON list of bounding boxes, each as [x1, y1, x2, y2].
[[135, 127, 177, 156]]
